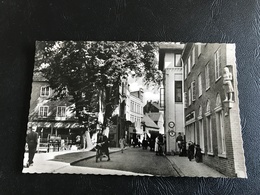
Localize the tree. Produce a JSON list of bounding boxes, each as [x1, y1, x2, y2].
[[35, 41, 162, 131]]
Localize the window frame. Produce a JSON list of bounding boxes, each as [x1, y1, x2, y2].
[[191, 81, 196, 102], [39, 106, 49, 118], [175, 81, 182, 102], [198, 73, 202, 97], [40, 86, 51, 97], [205, 62, 210, 90], [160, 88, 165, 107], [214, 48, 221, 81], [56, 106, 66, 117]]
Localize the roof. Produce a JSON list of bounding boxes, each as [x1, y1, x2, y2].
[[147, 113, 162, 121], [141, 114, 159, 129], [33, 72, 48, 82], [151, 102, 161, 110]]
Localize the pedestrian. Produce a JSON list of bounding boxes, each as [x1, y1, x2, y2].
[[187, 141, 195, 161], [154, 136, 159, 155], [25, 126, 38, 167], [119, 137, 126, 153], [162, 135, 166, 155], [195, 144, 202, 163], [101, 134, 110, 161], [176, 132, 183, 153], [96, 130, 110, 162]]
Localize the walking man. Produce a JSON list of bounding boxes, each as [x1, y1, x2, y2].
[[26, 126, 38, 167]]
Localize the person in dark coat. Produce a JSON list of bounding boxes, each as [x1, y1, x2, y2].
[[176, 133, 183, 153], [26, 126, 38, 167], [96, 132, 110, 162], [195, 144, 202, 163], [187, 141, 195, 161]]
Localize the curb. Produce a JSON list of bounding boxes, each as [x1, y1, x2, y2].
[[165, 155, 185, 177], [70, 149, 122, 166]]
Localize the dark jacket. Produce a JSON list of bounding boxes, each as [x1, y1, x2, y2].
[[26, 131, 38, 147]]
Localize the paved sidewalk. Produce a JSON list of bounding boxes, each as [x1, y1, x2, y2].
[[22, 147, 152, 176], [166, 155, 226, 178]]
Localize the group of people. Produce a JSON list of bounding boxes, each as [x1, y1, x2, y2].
[[154, 134, 166, 156], [176, 133, 202, 163]]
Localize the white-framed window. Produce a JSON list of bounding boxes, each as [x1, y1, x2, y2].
[[191, 81, 196, 102], [188, 88, 191, 106], [205, 100, 213, 154], [205, 62, 210, 90], [188, 56, 191, 74], [215, 94, 226, 156], [197, 43, 202, 57], [198, 73, 202, 97], [39, 106, 48, 118], [184, 63, 187, 79], [175, 54, 182, 67], [198, 106, 204, 152], [184, 92, 187, 108], [192, 47, 196, 67], [198, 119, 204, 153], [160, 88, 164, 107], [215, 49, 221, 81], [40, 86, 51, 97], [57, 106, 66, 117]]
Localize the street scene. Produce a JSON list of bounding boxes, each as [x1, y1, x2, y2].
[[23, 41, 247, 178]]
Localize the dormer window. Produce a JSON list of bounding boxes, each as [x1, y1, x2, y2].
[[40, 86, 51, 97]]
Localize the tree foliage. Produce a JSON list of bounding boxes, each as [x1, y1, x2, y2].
[[35, 41, 162, 129]]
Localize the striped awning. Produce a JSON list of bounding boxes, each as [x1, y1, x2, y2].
[[29, 121, 83, 129]]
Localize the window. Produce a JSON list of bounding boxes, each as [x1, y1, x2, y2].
[[175, 54, 182, 67], [191, 81, 196, 101], [39, 106, 48, 118], [188, 88, 191, 106], [216, 109, 226, 155], [184, 64, 187, 79], [215, 94, 226, 155], [160, 88, 164, 107], [215, 49, 221, 80], [206, 115, 213, 154], [57, 106, 66, 117], [205, 100, 213, 154], [197, 43, 202, 57], [198, 106, 204, 152], [175, 81, 182, 102], [184, 92, 187, 108], [198, 74, 202, 97], [205, 62, 210, 90], [192, 47, 196, 67], [40, 86, 50, 97], [188, 56, 191, 74]]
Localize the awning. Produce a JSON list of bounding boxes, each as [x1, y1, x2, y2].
[[29, 121, 83, 129]]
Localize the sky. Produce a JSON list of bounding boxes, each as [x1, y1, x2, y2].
[[128, 76, 160, 103]]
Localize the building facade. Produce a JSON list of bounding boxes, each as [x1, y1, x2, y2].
[[183, 43, 246, 177], [159, 43, 185, 154], [28, 75, 82, 144]]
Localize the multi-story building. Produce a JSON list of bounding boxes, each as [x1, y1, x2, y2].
[[127, 88, 144, 142], [158, 43, 185, 154], [28, 74, 82, 143], [183, 43, 246, 177]]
